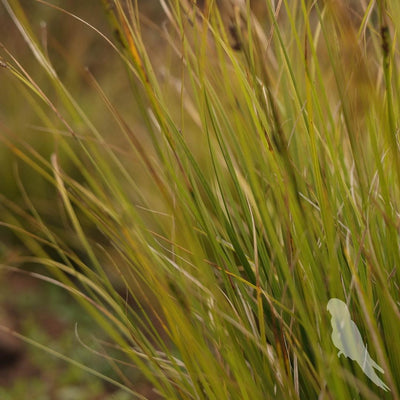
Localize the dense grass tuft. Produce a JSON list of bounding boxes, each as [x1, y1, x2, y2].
[[1, 0, 399, 398]]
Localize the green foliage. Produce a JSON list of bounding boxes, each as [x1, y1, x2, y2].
[[1, 0, 399, 398]]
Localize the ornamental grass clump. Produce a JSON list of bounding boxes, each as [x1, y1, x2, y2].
[[0, 0, 399, 398]]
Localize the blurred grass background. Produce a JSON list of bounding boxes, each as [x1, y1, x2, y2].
[[0, 1, 165, 398]]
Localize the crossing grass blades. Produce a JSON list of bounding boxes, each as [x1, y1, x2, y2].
[[0, 0, 400, 398]]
